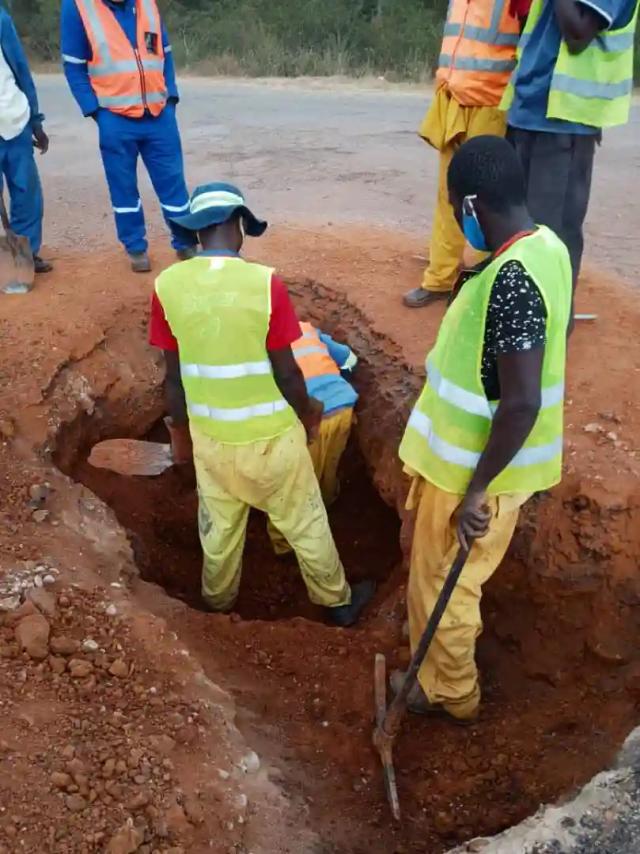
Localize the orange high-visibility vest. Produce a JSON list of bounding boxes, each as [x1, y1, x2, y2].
[[436, 0, 520, 107], [75, 0, 167, 118], [292, 323, 340, 381]]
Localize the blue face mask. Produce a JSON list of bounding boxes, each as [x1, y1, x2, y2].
[[462, 195, 488, 252]]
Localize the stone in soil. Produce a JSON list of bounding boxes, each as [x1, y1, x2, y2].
[[27, 587, 57, 618], [109, 658, 129, 678], [50, 635, 80, 656], [14, 613, 50, 660], [68, 659, 93, 679], [105, 821, 144, 854], [65, 793, 87, 812]]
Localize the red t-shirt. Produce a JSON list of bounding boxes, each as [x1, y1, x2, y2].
[[149, 272, 301, 352]]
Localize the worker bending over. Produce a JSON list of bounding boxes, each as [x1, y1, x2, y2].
[[404, 0, 522, 309], [0, 7, 51, 278], [397, 136, 571, 721], [149, 182, 374, 627], [268, 322, 358, 554], [502, 0, 638, 300], [61, 0, 196, 272]]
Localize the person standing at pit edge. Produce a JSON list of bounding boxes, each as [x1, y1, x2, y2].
[[0, 6, 52, 280], [148, 182, 375, 627], [396, 136, 572, 722], [60, 0, 196, 273], [501, 0, 639, 311], [403, 0, 526, 309]]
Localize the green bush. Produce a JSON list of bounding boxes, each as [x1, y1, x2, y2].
[[6, 0, 448, 80], [7, 0, 638, 84]]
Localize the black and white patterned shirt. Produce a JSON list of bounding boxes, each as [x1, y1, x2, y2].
[[481, 259, 547, 400]]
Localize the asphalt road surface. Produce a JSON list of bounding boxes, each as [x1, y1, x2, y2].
[[37, 75, 640, 283]]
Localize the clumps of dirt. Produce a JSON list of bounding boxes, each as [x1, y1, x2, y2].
[[0, 567, 250, 854]]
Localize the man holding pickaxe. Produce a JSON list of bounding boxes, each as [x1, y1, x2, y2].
[[396, 135, 572, 724]]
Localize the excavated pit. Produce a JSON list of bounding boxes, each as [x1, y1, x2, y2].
[[52, 278, 640, 853], [68, 419, 402, 623]]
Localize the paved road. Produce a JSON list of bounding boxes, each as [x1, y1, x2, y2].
[[37, 75, 640, 282]]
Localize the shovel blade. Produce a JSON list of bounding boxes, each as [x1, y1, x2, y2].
[[373, 653, 401, 822], [0, 232, 34, 294], [88, 439, 173, 477]]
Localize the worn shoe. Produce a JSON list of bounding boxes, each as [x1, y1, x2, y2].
[[326, 580, 376, 628], [403, 287, 449, 309], [33, 255, 53, 274], [390, 669, 477, 725], [129, 251, 151, 274], [176, 246, 198, 262]]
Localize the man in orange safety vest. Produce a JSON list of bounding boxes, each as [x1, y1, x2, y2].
[[268, 322, 358, 554], [403, 0, 525, 309], [61, 0, 196, 272]]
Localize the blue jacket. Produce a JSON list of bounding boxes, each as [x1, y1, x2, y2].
[[60, 0, 179, 117], [0, 8, 44, 130], [304, 329, 359, 416]]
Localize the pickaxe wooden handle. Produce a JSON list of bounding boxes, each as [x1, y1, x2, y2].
[[373, 546, 470, 821]]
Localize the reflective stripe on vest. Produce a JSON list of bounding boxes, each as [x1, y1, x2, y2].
[[437, 0, 520, 105], [292, 322, 340, 381], [426, 359, 565, 418], [408, 410, 564, 469], [155, 256, 297, 444], [75, 0, 167, 118], [181, 361, 272, 380], [189, 400, 289, 422], [399, 226, 573, 495], [501, 0, 638, 128]]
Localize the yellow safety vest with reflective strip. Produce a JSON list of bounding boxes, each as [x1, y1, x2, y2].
[[155, 256, 297, 444], [399, 227, 572, 495], [501, 0, 639, 128]]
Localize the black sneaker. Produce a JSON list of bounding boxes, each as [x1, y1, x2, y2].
[[128, 251, 151, 273], [176, 247, 198, 261], [326, 580, 376, 628], [33, 255, 53, 274]]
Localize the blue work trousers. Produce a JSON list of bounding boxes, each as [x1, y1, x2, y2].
[[97, 105, 195, 254], [0, 124, 43, 255]]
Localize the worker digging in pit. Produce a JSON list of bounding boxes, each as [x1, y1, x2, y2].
[[61, 0, 197, 273], [403, 0, 527, 310], [148, 182, 375, 627], [395, 135, 572, 722], [0, 6, 52, 277], [501, 0, 638, 317], [267, 321, 358, 554]]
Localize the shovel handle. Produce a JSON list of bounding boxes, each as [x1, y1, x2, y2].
[[382, 546, 470, 737]]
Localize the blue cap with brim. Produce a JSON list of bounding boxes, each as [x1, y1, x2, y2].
[[169, 182, 267, 236]]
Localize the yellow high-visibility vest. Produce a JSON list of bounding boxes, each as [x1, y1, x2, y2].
[[399, 227, 572, 495], [155, 255, 297, 444]]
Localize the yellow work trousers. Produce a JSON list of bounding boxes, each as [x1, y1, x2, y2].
[[407, 478, 525, 719], [268, 407, 353, 554], [419, 86, 507, 293], [191, 421, 351, 612]]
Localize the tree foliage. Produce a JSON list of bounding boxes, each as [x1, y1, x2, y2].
[[6, 0, 449, 79], [8, 0, 638, 82]]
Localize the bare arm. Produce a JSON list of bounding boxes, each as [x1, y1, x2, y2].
[[162, 350, 193, 464], [554, 0, 607, 53], [164, 349, 188, 426], [457, 348, 543, 548], [269, 346, 323, 440]]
